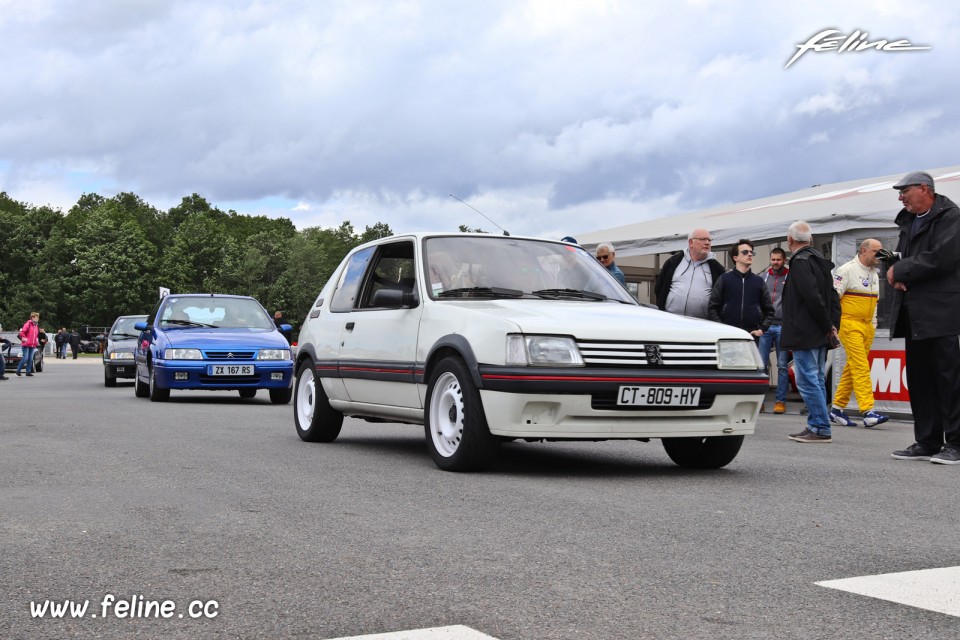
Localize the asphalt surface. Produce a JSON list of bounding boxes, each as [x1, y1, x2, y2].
[[1, 358, 957, 639]]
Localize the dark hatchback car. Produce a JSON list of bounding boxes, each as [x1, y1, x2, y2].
[[103, 314, 149, 386], [134, 294, 294, 403], [1, 331, 44, 373]]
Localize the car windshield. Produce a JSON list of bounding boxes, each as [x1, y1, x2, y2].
[[111, 317, 147, 338], [159, 298, 275, 330], [423, 236, 636, 303]]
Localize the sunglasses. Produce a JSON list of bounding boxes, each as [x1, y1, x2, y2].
[[739, 250, 755, 256]]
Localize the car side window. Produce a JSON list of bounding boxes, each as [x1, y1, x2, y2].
[[358, 242, 416, 308], [330, 246, 376, 312]]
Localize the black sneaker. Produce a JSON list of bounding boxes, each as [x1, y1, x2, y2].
[[891, 443, 937, 461], [789, 428, 812, 439], [930, 446, 960, 465], [25, 373, 34, 377]]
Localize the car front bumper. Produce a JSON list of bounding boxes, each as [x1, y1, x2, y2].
[[477, 366, 767, 439], [153, 360, 294, 390], [104, 359, 137, 378]]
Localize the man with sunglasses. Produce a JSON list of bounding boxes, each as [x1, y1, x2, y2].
[[707, 240, 774, 341], [887, 171, 960, 465], [595, 242, 626, 286]]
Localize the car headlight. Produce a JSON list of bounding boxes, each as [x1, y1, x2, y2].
[[164, 348, 203, 359], [257, 349, 291, 360], [506, 335, 584, 366], [717, 340, 763, 370], [109, 351, 135, 359]]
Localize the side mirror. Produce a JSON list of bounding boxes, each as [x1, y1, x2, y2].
[[134, 322, 148, 331], [280, 323, 293, 333], [371, 289, 418, 309]]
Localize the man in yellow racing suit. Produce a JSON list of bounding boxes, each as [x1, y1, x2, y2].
[[829, 239, 890, 428]]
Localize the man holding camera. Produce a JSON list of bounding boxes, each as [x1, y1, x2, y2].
[[887, 171, 960, 464]]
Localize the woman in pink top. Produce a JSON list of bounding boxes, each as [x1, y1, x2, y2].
[[16, 312, 40, 376]]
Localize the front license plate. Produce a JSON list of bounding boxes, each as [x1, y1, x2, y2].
[[617, 386, 701, 407], [208, 364, 254, 376], [115, 366, 126, 373]]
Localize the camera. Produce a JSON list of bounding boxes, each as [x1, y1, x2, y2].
[[875, 248, 901, 269]]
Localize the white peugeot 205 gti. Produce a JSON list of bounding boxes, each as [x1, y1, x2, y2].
[[293, 233, 767, 471]]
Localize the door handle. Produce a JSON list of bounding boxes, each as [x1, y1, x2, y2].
[[345, 322, 355, 331]]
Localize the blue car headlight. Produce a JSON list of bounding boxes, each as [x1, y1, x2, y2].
[[164, 348, 203, 360]]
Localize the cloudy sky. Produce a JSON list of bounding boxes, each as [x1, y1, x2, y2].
[[1, 0, 957, 239]]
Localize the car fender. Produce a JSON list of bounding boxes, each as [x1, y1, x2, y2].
[[422, 334, 482, 388]]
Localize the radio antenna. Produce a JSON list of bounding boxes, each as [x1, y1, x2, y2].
[[449, 194, 510, 236]]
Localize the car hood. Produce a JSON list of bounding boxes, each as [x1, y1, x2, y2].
[[107, 338, 139, 350], [439, 300, 753, 341], [160, 329, 290, 350]]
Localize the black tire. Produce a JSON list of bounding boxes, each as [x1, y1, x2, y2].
[[270, 387, 292, 405], [35, 358, 43, 373], [294, 358, 343, 442], [662, 435, 744, 469], [135, 368, 149, 398], [148, 364, 170, 402], [239, 389, 257, 399], [105, 368, 116, 387], [424, 357, 499, 471]]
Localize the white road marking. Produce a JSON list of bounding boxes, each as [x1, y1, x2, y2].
[[327, 625, 501, 640], [817, 566, 960, 617]]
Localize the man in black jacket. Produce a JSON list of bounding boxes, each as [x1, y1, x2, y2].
[[781, 221, 841, 443], [69, 329, 81, 359], [887, 171, 960, 464], [708, 239, 775, 340], [654, 228, 725, 318]]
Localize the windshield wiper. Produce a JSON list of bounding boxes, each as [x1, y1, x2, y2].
[[111, 332, 140, 338], [438, 286, 524, 298], [163, 319, 216, 328], [531, 288, 607, 301]]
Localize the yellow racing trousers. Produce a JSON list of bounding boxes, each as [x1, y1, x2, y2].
[[834, 317, 876, 412]]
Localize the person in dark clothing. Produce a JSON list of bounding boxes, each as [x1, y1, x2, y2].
[[781, 221, 841, 443], [54, 328, 66, 359], [69, 329, 81, 359], [273, 311, 293, 345], [708, 239, 775, 340], [886, 171, 960, 465], [0, 323, 9, 380], [759, 248, 790, 413], [37, 328, 48, 357]]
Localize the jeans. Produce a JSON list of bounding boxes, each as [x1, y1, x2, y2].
[[16, 346, 36, 374], [58, 344, 67, 358], [758, 325, 789, 402], [793, 346, 830, 435]]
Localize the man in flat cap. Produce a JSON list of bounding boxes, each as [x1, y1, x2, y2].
[[887, 171, 960, 464]]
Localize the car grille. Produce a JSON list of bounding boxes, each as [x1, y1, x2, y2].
[[203, 350, 256, 360], [576, 340, 717, 368]]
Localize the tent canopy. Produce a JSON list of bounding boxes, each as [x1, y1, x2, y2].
[[577, 165, 960, 257]]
